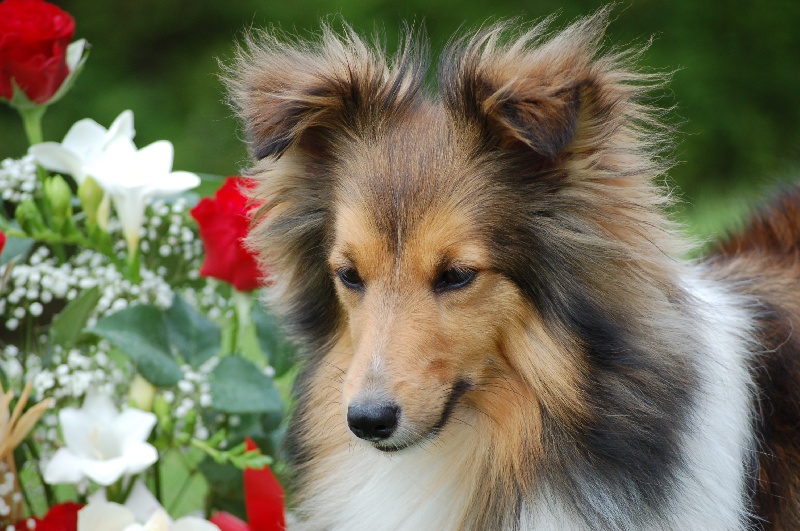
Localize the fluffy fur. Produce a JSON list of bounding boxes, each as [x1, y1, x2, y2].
[[227, 8, 800, 529]]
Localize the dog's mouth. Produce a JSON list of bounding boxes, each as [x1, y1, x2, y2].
[[370, 379, 473, 453]]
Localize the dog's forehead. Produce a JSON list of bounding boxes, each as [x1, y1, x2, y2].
[[334, 108, 479, 232], [331, 196, 490, 282], [330, 110, 491, 266]]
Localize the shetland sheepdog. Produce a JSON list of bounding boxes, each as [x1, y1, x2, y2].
[[228, 8, 800, 529]]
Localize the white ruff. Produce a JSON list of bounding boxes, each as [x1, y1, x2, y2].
[[658, 272, 756, 530], [292, 428, 485, 531], [292, 269, 757, 530]]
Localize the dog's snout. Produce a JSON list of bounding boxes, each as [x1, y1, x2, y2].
[[347, 402, 399, 441]]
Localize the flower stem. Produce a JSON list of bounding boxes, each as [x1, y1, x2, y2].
[[153, 458, 163, 504], [223, 288, 240, 355], [120, 475, 137, 503], [233, 290, 252, 355], [126, 247, 141, 284], [5, 456, 24, 521], [106, 479, 121, 503], [19, 105, 47, 146], [19, 106, 50, 184]]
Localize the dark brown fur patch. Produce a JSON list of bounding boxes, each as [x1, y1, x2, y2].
[[711, 186, 800, 529]]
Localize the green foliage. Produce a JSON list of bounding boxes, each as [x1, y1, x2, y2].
[[210, 356, 283, 415], [253, 305, 294, 378], [88, 304, 184, 386], [198, 457, 247, 518], [85, 291, 289, 415], [164, 294, 221, 368], [0, 232, 33, 267], [49, 285, 101, 350]]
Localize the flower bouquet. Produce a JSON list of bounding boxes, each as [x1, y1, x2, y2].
[[0, 1, 291, 529]]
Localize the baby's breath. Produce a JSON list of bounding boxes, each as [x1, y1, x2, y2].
[[162, 357, 220, 440], [0, 155, 39, 203], [138, 198, 204, 284], [0, 246, 174, 331]]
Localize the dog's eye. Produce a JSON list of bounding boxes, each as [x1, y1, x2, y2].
[[434, 267, 476, 293], [337, 267, 364, 290]]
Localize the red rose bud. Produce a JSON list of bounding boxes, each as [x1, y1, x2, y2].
[[210, 438, 286, 531], [243, 438, 285, 531], [0, 0, 76, 104], [191, 177, 264, 292]]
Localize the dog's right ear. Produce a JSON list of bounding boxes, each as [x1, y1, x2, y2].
[[227, 25, 426, 161]]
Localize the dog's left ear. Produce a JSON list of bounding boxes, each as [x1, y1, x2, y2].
[[440, 13, 608, 161]]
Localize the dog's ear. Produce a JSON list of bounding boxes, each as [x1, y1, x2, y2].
[[227, 25, 426, 161], [440, 13, 610, 161]]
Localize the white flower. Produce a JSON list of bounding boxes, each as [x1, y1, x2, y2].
[[43, 391, 158, 486], [78, 503, 220, 531], [29, 110, 135, 185], [87, 138, 200, 255], [78, 481, 220, 531]]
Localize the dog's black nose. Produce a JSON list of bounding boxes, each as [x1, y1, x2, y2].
[[347, 402, 399, 441]]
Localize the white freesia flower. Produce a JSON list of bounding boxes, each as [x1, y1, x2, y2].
[[43, 391, 158, 486], [87, 137, 200, 254], [29, 110, 135, 184], [79, 481, 220, 531], [78, 502, 220, 531]]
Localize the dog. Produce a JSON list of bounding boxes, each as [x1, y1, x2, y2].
[[228, 8, 800, 529]]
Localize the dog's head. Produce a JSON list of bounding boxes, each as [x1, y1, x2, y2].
[[229, 10, 691, 456]]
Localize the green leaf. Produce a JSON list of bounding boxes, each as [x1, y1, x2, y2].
[[87, 304, 182, 386], [164, 294, 221, 368], [210, 356, 283, 415], [49, 286, 101, 349], [198, 456, 246, 520], [0, 235, 34, 266], [252, 305, 295, 377]]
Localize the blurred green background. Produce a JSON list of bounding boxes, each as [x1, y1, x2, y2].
[[2, 0, 799, 239]]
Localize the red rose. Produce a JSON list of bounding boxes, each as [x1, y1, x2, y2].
[[11, 502, 82, 531], [0, 0, 75, 104], [191, 177, 264, 291], [36, 502, 82, 531], [0, 231, 6, 256], [210, 438, 286, 531]]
